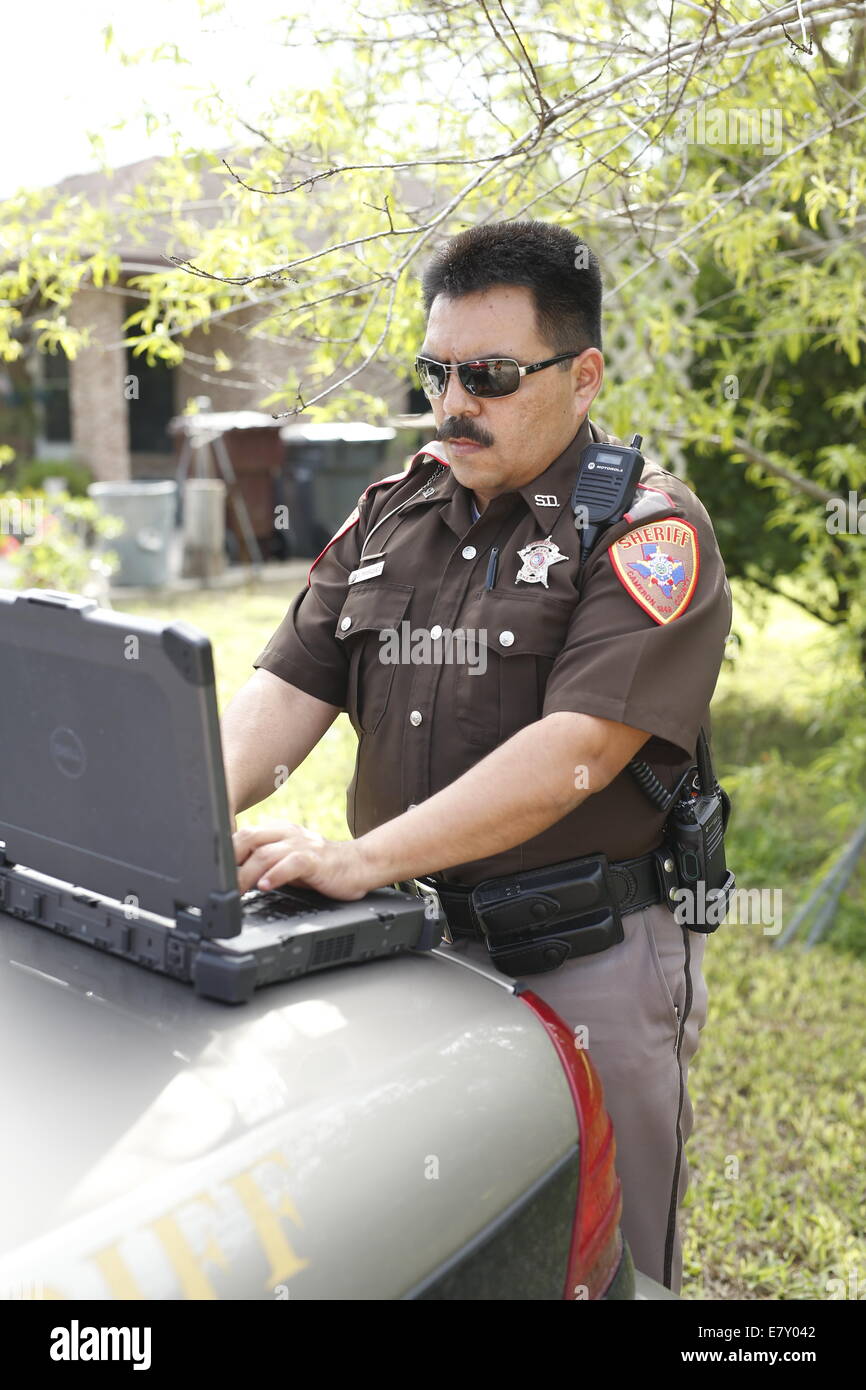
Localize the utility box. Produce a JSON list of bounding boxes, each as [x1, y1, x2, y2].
[[279, 423, 396, 557]]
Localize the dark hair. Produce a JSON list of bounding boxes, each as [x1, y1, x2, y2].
[[420, 220, 603, 363]]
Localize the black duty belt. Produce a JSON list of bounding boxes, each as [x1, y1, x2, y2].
[[419, 848, 672, 940], [412, 847, 679, 976]]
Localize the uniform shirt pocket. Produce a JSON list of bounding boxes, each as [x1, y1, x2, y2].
[[334, 581, 414, 735], [455, 591, 576, 747]]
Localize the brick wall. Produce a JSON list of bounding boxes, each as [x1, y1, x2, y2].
[[67, 288, 131, 482]]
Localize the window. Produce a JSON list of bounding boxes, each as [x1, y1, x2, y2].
[[126, 347, 176, 454], [41, 347, 72, 444]]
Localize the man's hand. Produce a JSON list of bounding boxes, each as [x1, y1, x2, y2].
[[233, 823, 375, 900]]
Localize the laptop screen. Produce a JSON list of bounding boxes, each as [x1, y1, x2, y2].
[[0, 590, 239, 924], [1, 646, 184, 878]]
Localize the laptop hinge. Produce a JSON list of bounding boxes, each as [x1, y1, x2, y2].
[[175, 890, 243, 940]]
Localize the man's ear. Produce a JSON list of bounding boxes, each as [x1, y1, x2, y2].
[[570, 346, 604, 414]]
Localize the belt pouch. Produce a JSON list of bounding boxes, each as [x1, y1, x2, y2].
[[470, 854, 624, 975]]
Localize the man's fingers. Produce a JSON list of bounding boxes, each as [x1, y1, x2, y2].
[[237, 842, 291, 890], [233, 823, 301, 861], [238, 843, 316, 892], [232, 824, 328, 892], [233, 824, 327, 857], [255, 849, 317, 892]]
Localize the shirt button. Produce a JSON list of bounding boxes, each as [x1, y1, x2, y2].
[[409, 710, 423, 726], [340, 616, 352, 630], [499, 630, 515, 647], [461, 545, 477, 559], [430, 624, 443, 640]]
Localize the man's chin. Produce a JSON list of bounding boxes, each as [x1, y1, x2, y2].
[[441, 440, 494, 473], [447, 462, 486, 492]]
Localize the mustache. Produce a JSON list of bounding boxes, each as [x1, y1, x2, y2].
[[436, 418, 494, 448]]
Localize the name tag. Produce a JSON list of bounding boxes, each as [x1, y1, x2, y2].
[[348, 560, 385, 584]]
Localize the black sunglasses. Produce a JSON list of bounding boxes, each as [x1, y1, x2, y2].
[[414, 351, 584, 400]]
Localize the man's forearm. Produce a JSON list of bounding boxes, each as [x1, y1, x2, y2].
[[221, 669, 341, 817], [354, 711, 649, 887]]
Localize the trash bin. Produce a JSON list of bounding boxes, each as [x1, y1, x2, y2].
[[182, 478, 226, 581], [87, 480, 178, 588], [279, 424, 396, 557]]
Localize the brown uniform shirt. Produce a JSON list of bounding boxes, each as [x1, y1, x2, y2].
[[253, 415, 732, 886]]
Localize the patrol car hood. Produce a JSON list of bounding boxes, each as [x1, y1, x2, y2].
[[0, 911, 578, 1299]]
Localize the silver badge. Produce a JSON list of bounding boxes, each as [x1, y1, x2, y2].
[[515, 536, 568, 587]]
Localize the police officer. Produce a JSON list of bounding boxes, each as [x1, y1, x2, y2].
[[221, 220, 732, 1295]]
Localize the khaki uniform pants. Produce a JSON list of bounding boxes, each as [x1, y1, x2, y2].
[[437, 901, 709, 1294]]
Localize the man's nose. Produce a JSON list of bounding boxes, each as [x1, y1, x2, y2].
[[440, 367, 482, 416]]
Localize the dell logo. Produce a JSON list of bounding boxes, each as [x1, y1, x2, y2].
[[49, 726, 86, 779]]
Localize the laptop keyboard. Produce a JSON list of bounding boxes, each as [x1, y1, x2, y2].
[[240, 884, 339, 924]]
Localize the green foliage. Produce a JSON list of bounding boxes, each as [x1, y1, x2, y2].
[[2, 458, 94, 498], [684, 929, 866, 1300], [682, 252, 866, 610], [3, 491, 123, 593], [3, 4, 863, 467]]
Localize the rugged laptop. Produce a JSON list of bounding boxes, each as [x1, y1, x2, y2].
[[0, 589, 442, 1003]]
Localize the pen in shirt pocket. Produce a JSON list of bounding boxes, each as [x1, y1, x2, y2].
[[484, 546, 499, 590]]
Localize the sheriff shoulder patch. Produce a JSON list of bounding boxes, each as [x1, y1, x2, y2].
[[609, 519, 700, 624]]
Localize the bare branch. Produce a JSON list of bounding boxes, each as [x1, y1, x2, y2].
[[668, 428, 838, 503]]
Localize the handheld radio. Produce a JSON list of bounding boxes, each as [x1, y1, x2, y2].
[[571, 433, 645, 567]]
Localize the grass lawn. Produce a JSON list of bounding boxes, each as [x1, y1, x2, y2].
[[121, 576, 866, 1302]]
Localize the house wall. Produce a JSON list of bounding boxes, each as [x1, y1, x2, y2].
[[60, 284, 419, 484], [175, 305, 413, 420], [67, 287, 130, 482]]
